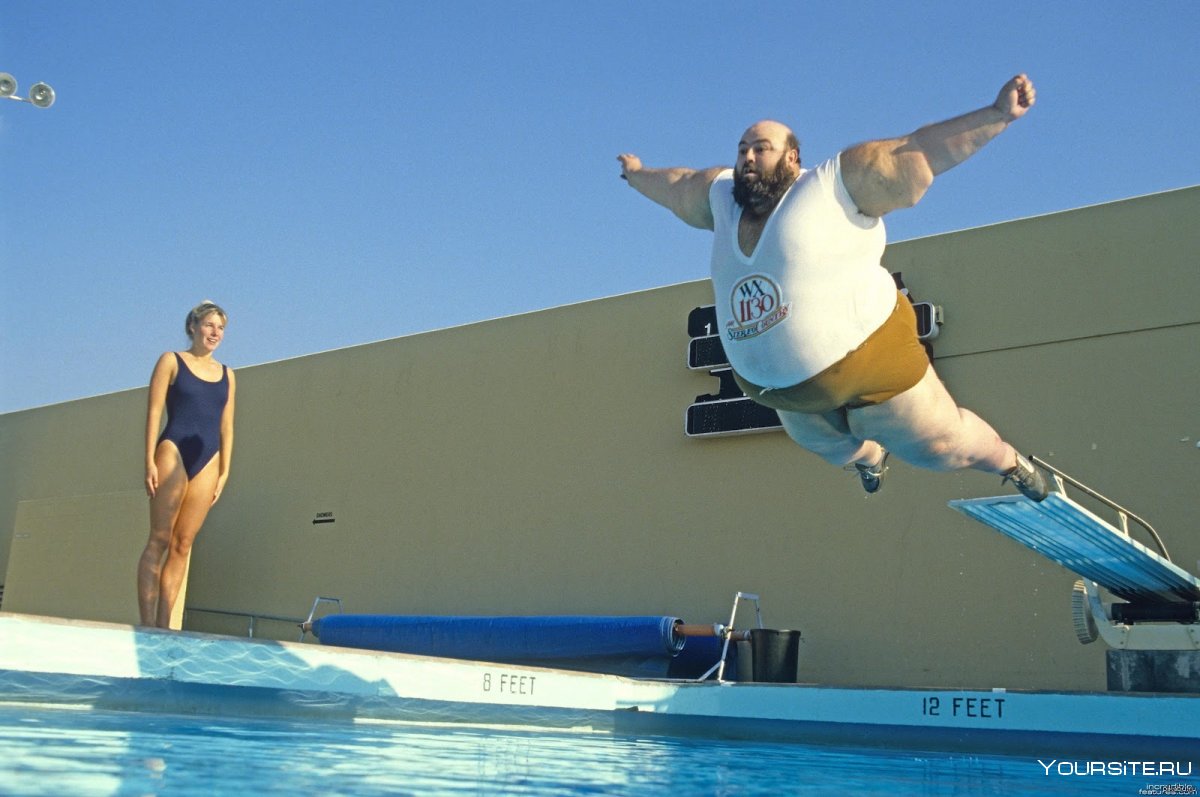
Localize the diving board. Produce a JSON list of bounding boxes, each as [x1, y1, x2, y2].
[[948, 492, 1200, 604]]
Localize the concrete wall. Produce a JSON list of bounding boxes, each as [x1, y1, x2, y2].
[[3, 491, 187, 629], [3, 186, 1197, 691]]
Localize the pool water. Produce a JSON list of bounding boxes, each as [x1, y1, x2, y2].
[[0, 704, 1190, 796]]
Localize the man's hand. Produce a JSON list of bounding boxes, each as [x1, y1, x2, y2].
[[617, 153, 642, 181], [842, 72, 1037, 216], [616, 154, 721, 229], [994, 74, 1036, 122]]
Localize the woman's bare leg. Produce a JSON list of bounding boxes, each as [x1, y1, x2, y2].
[[137, 442, 186, 626], [154, 456, 219, 628]]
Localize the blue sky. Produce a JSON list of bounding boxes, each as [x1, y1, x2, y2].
[[2, 1, 1197, 413]]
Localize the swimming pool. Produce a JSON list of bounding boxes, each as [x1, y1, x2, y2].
[[1, 614, 1196, 795], [2, 703, 1189, 796]]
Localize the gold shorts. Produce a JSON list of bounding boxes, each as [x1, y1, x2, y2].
[[732, 293, 930, 415]]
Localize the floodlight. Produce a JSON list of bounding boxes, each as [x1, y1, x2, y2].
[[28, 82, 55, 109], [0, 73, 56, 108]]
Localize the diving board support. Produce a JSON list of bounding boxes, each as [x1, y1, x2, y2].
[[1073, 577, 1200, 651], [949, 463, 1200, 652]]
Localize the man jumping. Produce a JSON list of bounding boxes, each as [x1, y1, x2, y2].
[[618, 74, 1047, 500]]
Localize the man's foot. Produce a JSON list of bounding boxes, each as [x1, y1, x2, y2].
[[854, 449, 889, 494], [1002, 453, 1048, 502]]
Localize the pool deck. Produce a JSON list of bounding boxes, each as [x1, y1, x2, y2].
[[1, 611, 1196, 757]]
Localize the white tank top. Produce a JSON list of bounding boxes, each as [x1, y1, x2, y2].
[[708, 153, 896, 388]]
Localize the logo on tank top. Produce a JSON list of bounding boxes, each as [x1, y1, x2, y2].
[[727, 274, 790, 341]]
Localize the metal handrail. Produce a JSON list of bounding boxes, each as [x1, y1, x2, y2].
[[183, 606, 305, 639], [1030, 455, 1171, 561]]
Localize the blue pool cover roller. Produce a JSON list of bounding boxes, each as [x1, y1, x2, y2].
[[311, 615, 687, 671]]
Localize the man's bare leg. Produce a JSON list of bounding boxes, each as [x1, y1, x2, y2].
[[848, 365, 1016, 474], [776, 407, 885, 468], [773, 365, 1045, 498]]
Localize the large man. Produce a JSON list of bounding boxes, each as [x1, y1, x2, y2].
[[618, 74, 1046, 499]]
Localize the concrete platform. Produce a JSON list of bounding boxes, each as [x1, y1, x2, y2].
[[2, 612, 1198, 758]]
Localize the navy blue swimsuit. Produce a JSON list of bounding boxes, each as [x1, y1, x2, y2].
[[158, 353, 229, 480]]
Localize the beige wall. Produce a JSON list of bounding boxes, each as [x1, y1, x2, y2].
[[3, 186, 1197, 691], [3, 491, 187, 629]]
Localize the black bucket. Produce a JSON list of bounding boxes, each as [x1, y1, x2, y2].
[[750, 629, 801, 683]]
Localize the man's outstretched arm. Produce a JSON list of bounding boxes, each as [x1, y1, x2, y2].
[[841, 74, 1036, 218], [617, 154, 726, 230]]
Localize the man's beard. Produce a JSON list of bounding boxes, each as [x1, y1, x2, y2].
[[732, 158, 796, 217]]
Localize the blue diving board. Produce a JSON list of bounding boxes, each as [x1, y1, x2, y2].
[[949, 493, 1200, 604]]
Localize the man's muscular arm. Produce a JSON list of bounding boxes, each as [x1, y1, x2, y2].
[[617, 154, 725, 230], [841, 74, 1036, 218]]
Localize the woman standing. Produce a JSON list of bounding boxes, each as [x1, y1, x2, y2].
[[137, 300, 236, 628]]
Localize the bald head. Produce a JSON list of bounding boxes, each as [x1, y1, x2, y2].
[[738, 120, 801, 169], [733, 120, 802, 217]]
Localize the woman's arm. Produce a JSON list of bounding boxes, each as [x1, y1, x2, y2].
[[144, 352, 177, 497]]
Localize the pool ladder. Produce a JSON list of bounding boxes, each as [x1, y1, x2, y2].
[[696, 591, 764, 682]]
